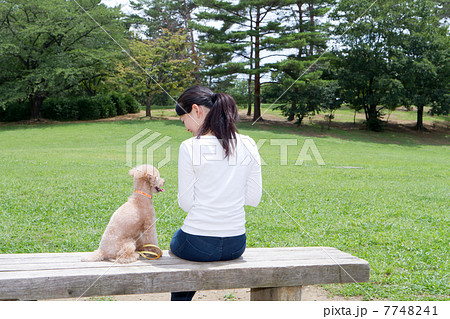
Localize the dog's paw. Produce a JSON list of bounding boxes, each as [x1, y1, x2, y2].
[[81, 250, 104, 262], [115, 252, 139, 264], [81, 253, 93, 262]]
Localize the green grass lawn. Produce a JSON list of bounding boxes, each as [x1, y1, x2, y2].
[[144, 104, 450, 130], [254, 104, 450, 126], [0, 118, 449, 300]]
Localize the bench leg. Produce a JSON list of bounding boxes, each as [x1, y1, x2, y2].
[[250, 286, 302, 301]]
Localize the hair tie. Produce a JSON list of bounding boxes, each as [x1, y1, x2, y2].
[[211, 93, 217, 104]]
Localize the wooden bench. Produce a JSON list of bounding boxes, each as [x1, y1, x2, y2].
[[0, 247, 370, 301]]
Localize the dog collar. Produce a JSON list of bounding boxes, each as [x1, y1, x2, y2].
[[134, 190, 152, 199]]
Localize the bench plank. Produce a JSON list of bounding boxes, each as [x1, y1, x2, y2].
[[0, 247, 342, 260], [0, 247, 370, 300], [0, 251, 361, 271]]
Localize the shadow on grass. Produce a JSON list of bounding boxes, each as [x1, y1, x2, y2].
[[237, 117, 449, 147], [1, 115, 448, 147]]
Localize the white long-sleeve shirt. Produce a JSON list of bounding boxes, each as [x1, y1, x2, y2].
[[178, 133, 262, 237]]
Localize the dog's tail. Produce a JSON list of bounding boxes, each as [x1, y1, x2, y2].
[[81, 249, 105, 262]]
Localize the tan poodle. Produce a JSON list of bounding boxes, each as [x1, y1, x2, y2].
[[82, 164, 165, 263]]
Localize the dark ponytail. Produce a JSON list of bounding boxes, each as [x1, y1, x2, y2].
[[176, 85, 239, 157]]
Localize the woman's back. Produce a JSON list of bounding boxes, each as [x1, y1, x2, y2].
[[171, 85, 262, 300], [178, 133, 261, 237]]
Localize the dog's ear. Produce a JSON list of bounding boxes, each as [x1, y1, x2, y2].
[[129, 168, 146, 179]]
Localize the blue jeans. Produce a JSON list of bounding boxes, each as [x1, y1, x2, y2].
[[170, 229, 246, 301]]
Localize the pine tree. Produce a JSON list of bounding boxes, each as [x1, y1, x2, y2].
[[128, 0, 186, 38], [193, 0, 287, 121], [128, 0, 200, 83], [268, 0, 338, 125]]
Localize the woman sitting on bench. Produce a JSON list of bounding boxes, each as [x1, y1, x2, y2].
[[171, 85, 262, 301]]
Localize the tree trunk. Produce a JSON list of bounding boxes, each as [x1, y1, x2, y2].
[[363, 105, 368, 120], [288, 100, 296, 121], [146, 94, 154, 118], [308, 1, 314, 56], [367, 104, 378, 121], [182, 0, 200, 85], [247, 11, 253, 117], [30, 94, 45, 120], [415, 104, 424, 130], [247, 74, 252, 116], [365, 104, 382, 131], [297, 1, 304, 58], [252, 7, 261, 122], [288, 87, 299, 121]]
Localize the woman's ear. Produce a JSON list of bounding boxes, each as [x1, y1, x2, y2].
[[192, 104, 201, 118]]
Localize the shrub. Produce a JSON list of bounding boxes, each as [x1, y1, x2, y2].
[[123, 94, 141, 114], [5, 93, 140, 123], [76, 97, 99, 121], [42, 97, 79, 121], [366, 117, 385, 132], [92, 94, 115, 119], [0, 101, 30, 122], [109, 92, 127, 116], [43, 95, 118, 121]]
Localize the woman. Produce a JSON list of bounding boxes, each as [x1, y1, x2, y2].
[[170, 85, 262, 301]]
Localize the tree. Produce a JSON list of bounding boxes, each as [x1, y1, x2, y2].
[[109, 30, 197, 118], [395, 1, 449, 130], [192, 0, 248, 95], [330, 0, 404, 130], [333, 46, 395, 131], [331, 0, 448, 131], [432, 0, 450, 21], [269, 0, 338, 125], [128, 0, 186, 38], [193, 0, 287, 121], [0, 0, 126, 120], [127, 0, 201, 83], [398, 34, 449, 129]]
